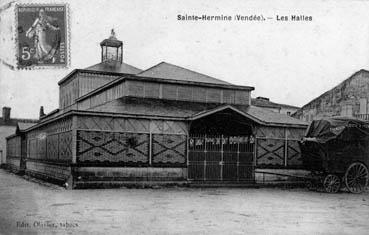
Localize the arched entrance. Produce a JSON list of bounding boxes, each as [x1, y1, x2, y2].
[[188, 107, 255, 182]]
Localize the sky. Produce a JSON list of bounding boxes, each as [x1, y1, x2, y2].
[[1, 0, 369, 119]]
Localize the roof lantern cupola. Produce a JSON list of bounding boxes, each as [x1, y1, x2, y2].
[[100, 29, 123, 64]]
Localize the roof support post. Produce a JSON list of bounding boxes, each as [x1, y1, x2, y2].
[[71, 115, 78, 164], [149, 132, 152, 166], [284, 127, 288, 167]]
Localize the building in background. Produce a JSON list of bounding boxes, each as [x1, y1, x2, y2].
[[251, 97, 300, 116], [293, 70, 369, 122], [0, 107, 37, 166]]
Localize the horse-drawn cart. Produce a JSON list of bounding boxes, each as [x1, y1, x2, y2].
[[299, 117, 369, 193]]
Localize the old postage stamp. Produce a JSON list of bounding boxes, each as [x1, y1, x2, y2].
[[16, 4, 69, 69]]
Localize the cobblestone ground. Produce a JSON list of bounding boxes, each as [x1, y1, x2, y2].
[[0, 169, 369, 235]]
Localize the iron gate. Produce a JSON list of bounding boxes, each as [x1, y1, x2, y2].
[[188, 135, 255, 182]]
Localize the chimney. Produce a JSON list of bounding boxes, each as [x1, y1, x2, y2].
[[2, 107, 11, 122], [39, 106, 45, 119]]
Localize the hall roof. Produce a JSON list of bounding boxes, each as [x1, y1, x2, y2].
[[87, 97, 307, 127], [85, 61, 142, 74], [138, 62, 232, 85], [17, 122, 37, 131], [191, 105, 307, 127]]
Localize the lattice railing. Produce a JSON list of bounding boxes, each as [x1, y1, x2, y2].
[[152, 134, 186, 165], [27, 117, 72, 138], [76, 130, 187, 166], [77, 130, 149, 164], [6, 136, 21, 158], [256, 138, 303, 168], [28, 131, 72, 163]]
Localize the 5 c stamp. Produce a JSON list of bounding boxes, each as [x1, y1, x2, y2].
[[16, 4, 69, 69]]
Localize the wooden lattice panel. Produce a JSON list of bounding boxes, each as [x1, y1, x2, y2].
[[49, 117, 72, 133], [163, 121, 187, 134], [46, 134, 59, 160], [113, 118, 126, 132], [256, 139, 285, 166], [286, 128, 306, 140], [38, 138, 46, 160], [59, 132, 72, 162], [150, 120, 164, 133], [77, 116, 115, 130], [28, 131, 72, 163], [150, 120, 187, 134], [152, 134, 186, 164], [28, 139, 37, 159], [287, 140, 302, 166], [27, 129, 39, 139], [126, 118, 150, 133], [6, 136, 21, 158], [77, 130, 149, 163], [26, 117, 72, 139], [256, 127, 285, 139], [77, 116, 126, 131]]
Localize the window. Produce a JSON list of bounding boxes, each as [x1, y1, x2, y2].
[[341, 104, 353, 117], [359, 98, 367, 114], [287, 111, 291, 116]]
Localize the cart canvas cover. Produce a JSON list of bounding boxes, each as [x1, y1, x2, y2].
[[305, 117, 369, 143]]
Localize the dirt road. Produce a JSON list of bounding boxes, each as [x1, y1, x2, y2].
[[0, 169, 368, 234]]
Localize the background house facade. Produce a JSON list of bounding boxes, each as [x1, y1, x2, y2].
[[251, 97, 300, 116], [293, 70, 369, 122]]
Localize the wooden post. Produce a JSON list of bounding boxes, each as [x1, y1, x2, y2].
[[253, 137, 257, 167], [71, 116, 78, 164], [237, 137, 240, 181], [253, 135, 257, 182], [220, 134, 223, 181], [186, 134, 189, 179], [149, 132, 152, 165], [284, 128, 288, 167], [69, 115, 78, 190], [204, 134, 206, 181]]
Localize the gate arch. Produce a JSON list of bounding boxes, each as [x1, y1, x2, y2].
[[188, 108, 255, 182]]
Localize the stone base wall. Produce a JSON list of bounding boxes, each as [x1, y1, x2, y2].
[[6, 157, 21, 173], [75, 167, 187, 182], [255, 169, 310, 184], [26, 160, 71, 182]]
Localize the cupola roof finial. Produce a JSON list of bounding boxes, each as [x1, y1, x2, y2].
[[109, 28, 116, 40], [100, 29, 123, 47]]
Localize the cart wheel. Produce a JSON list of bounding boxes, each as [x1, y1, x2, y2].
[[344, 162, 369, 194], [323, 174, 341, 193]]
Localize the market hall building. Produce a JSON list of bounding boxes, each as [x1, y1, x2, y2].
[[6, 32, 308, 188]]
